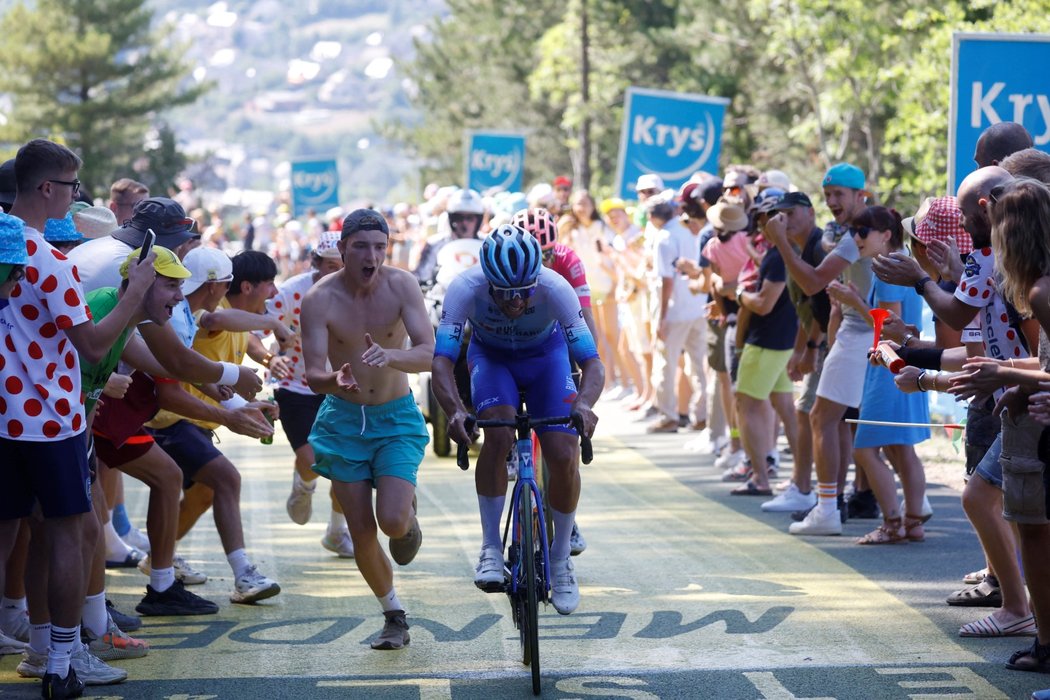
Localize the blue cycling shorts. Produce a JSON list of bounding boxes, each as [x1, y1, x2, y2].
[[468, 333, 578, 435]]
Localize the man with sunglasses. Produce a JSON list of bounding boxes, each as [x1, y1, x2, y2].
[[432, 225, 603, 615]]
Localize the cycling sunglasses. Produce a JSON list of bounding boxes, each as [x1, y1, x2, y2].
[[490, 281, 538, 302]]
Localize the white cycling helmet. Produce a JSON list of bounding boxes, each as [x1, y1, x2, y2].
[[446, 188, 485, 216]]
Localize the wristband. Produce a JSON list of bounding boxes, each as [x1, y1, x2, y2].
[[805, 340, 819, 349], [221, 394, 249, 410], [901, 333, 914, 348], [218, 361, 240, 386], [917, 369, 928, 392], [896, 346, 943, 370]]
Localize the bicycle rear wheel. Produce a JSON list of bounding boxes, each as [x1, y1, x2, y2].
[[519, 484, 541, 694]]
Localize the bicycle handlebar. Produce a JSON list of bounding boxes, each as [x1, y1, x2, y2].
[[456, 412, 593, 470]]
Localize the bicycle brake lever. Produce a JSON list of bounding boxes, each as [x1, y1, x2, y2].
[[570, 412, 593, 465], [457, 415, 477, 470]]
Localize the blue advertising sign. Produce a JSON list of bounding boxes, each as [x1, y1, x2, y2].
[[464, 131, 526, 193], [950, 33, 1050, 194], [615, 87, 729, 200], [290, 159, 340, 217]]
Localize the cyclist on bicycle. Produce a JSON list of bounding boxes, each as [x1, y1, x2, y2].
[[432, 225, 603, 615], [511, 207, 595, 556], [413, 188, 484, 284]]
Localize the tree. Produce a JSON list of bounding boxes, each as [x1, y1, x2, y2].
[[0, 0, 208, 196]]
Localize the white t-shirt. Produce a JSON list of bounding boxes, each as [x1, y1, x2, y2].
[[67, 235, 133, 293], [955, 246, 1027, 364], [265, 270, 317, 396], [655, 220, 706, 323], [0, 228, 91, 440]]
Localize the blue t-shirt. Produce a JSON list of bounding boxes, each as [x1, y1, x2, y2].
[[745, 247, 797, 350]]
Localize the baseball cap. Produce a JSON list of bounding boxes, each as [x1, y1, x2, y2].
[[599, 197, 627, 216], [0, 212, 28, 265], [316, 230, 342, 259], [822, 163, 866, 191], [773, 191, 814, 210], [0, 160, 15, 209], [635, 173, 665, 192], [723, 171, 749, 189], [757, 169, 791, 191], [180, 246, 234, 295], [119, 245, 192, 280], [112, 197, 199, 249], [74, 205, 119, 239], [750, 188, 787, 214], [341, 208, 389, 239], [552, 175, 572, 189], [43, 213, 85, 244]]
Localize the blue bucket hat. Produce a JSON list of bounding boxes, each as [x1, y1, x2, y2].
[[43, 213, 85, 244], [822, 163, 867, 191], [0, 212, 28, 265]]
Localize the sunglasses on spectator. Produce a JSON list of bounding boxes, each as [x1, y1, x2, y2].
[[851, 225, 874, 238], [489, 282, 538, 302], [988, 184, 1007, 205], [542, 249, 556, 263], [38, 178, 81, 196], [724, 185, 744, 196]]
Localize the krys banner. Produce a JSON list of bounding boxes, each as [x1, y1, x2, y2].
[[950, 33, 1050, 194], [615, 87, 729, 200], [290, 159, 340, 217], [464, 131, 526, 193]]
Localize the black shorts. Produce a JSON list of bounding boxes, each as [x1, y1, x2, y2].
[[149, 421, 223, 489], [275, 389, 324, 451], [0, 433, 92, 519]]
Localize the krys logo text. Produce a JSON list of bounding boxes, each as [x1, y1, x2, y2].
[[293, 169, 337, 194], [631, 117, 709, 158], [471, 150, 521, 179]]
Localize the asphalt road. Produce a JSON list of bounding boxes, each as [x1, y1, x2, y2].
[[0, 393, 1046, 699]]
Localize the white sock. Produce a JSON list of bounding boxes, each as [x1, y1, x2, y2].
[[151, 566, 176, 593], [227, 548, 252, 578], [549, 508, 575, 560], [103, 521, 134, 560], [82, 592, 108, 638], [293, 471, 316, 492], [0, 596, 26, 630], [46, 624, 78, 676], [29, 622, 50, 655], [328, 510, 348, 536], [377, 588, 402, 613], [478, 495, 506, 550]]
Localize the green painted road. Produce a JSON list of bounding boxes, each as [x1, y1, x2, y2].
[[1, 395, 1046, 699]]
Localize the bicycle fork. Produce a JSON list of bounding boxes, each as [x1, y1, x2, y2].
[[509, 437, 551, 602]]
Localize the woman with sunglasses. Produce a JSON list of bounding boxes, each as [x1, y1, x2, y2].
[[826, 206, 930, 544]]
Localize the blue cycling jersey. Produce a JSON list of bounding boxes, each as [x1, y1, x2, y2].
[[434, 266, 599, 363]]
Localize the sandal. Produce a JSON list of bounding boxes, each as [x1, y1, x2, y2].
[[962, 567, 989, 585], [856, 517, 905, 545], [1006, 639, 1050, 673], [904, 513, 926, 542], [947, 577, 1003, 607]]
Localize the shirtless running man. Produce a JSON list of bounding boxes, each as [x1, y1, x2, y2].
[[300, 208, 435, 651]]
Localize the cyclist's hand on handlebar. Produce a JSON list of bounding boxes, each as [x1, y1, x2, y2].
[[571, 400, 599, 438], [449, 410, 477, 445]]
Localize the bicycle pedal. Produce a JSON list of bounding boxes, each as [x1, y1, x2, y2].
[[474, 580, 506, 594]]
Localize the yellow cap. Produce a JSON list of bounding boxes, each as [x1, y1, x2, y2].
[[120, 246, 192, 280], [599, 197, 627, 216]]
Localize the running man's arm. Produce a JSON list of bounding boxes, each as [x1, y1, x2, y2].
[[361, 271, 434, 373]]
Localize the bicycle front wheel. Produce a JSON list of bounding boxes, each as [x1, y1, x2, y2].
[[519, 484, 541, 694]]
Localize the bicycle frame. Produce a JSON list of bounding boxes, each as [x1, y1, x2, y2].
[[507, 429, 551, 604]]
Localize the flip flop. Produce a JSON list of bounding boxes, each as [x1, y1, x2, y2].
[[1007, 640, 1050, 673], [959, 613, 1037, 637], [730, 481, 773, 496], [947, 580, 1003, 608]]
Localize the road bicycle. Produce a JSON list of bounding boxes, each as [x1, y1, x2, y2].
[[457, 411, 592, 695]]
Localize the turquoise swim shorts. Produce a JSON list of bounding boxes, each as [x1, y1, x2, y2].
[[309, 393, 428, 486]]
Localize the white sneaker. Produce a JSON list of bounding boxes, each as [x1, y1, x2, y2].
[[16, 648, 45, 678], [121, 525, 151, 554], [551, 556, 580, 615], [230, 565, 281, 604], [766, 449, 781, 473], [474, 545, 505, 590], [714, 448, 745, 472], [71, 642, 128, 685], [1, 609, 30, 642], [321, 530, 355, 558], [569, 523, 587, 556], [0, 629, 26, 655], [720, 460, 750, 482], [710, 433, 729, 456], [788, 506, 843, 536], [138, 554, 208, 585], [762, 483, 817, 512], [901, 493, 934, 522], [286, 477, 316, 525]]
